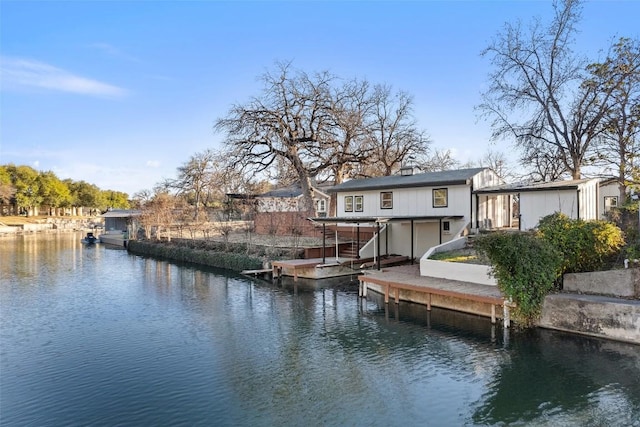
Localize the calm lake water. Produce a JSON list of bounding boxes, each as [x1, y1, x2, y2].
[[1, 233, 639, 426]]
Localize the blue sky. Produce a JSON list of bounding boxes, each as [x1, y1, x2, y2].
[[1, 1, 639, 196]]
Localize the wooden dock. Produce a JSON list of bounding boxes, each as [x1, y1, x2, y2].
[[358, 264, 512, 327], [240, 268, 273, 279]]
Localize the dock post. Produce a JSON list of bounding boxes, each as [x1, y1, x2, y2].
[[491, 305, 496, 324], [503, 300, 511, 328]]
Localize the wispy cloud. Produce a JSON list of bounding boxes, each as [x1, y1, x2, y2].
[[0, 56, 127, 98], [88, 43, 140, 63], [146, 160, 160, 168]]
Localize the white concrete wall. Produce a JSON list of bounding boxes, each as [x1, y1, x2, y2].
[[419, 236, 497, 285], [419, 259, 496, 286]]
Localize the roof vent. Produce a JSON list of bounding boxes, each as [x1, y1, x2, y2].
[[400, 166, 414, 176]]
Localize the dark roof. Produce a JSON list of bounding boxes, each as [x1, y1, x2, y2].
[[259, 185, 304, 198], [327, 168, 488, 193], [102, 209, 142, 218], [473, 178, 597, 194], [258, 184, 329, 198]]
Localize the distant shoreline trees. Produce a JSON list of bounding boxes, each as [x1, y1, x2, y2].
[[0, 164, 130, 216]]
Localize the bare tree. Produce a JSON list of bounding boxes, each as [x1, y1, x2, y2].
[[593, 37, 640, 200], [138, 190, 178, 241], [519, 142, 570, 182], [420, 148, 461, 172], [479, 0, 621, 180], [215, 63, 432, 213], [319, 78, 373, 184], [364, 85, 430, 177], [168, 149, 217, 220], [215, 62, 334, 214]]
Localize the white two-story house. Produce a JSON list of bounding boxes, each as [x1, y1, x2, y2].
[[310, 167, 509, 262]]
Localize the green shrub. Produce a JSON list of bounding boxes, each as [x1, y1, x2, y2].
[[536, 213, 624, 273], [475, 232, 563, 326], [127, 240, 263, 272]]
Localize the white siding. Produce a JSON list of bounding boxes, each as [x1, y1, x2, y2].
[[578, 180, 599, 220], [520, 190, 579, 229], [600, 181, 621, 219], [471, 168, 503, 189], [336, 184, 473, 219]]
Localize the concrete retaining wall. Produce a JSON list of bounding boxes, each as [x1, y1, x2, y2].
[[539, 294, 640, 345], [564, 268, 640, 299], [419, 259, 496, 286]]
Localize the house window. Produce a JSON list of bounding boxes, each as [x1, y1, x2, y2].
[[604, 196, 618, 212], [380, 192, 393, 209], [355, 195, 363, 212], [317, 199, 326, 213], [345, 196, 353, 212], [443, 221, 450, 232], [433, 188, 448, 208]]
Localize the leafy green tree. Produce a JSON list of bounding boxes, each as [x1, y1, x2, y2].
[[101, 190, 130, 210], [0, 166, 16, 206], [38, 171, 72, 214], [6, 164, 42, 216], [65, 179, 104, 210]]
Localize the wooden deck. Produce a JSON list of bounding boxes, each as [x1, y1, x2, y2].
[[272, 258, 359, 281], [358, 264, 512, 326]]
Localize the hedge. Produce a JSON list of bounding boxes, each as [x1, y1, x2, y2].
[[127, 240, 264, 272]]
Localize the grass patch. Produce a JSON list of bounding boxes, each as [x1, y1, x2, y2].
[[428, 248, 486, 264]]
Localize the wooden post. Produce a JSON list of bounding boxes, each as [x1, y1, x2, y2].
[[411, 219, 414, 264], [356, 223, 360, 259], [503, 300, 511, 328], [384, 284, 389, 304], [322, 223, 326, 264], [427, 293, 432, 311], [491, 305, 496, 324], [377, 223, 381, 270]]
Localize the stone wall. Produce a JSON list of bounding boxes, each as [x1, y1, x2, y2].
[[539, 294, 640, 345], [563, 268, 639, 299], [538, 268, 640, 344]]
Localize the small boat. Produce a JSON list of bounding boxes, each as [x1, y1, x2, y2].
[[81, 232, 99, 244]]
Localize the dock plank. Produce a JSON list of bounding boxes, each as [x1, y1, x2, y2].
[[358, 265, 510, 325]]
